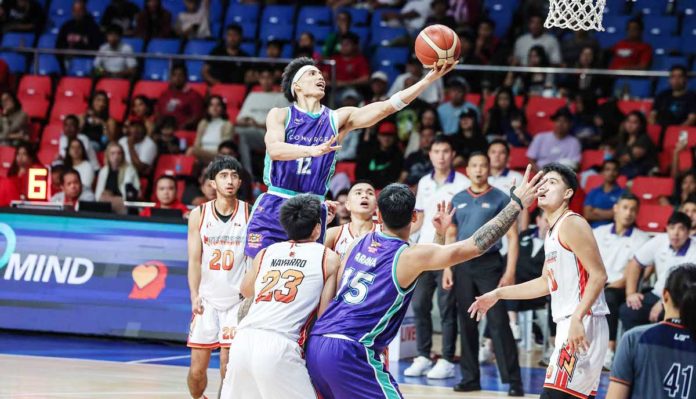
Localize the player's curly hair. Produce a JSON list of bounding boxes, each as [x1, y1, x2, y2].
[[281, 57, 316, 103]]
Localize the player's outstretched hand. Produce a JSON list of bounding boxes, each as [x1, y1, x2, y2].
[[424, 61, 458, 82], [310, 135, 341, 157], [467, 290, 500, 322], [432, 200, 455, 236], [192, 296, 203, 315], [511, 164, 546, 208], [567, 317, 590, 354]]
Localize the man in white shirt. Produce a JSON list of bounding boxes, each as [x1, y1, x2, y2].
[[58, 114, 99, 170], [388, 57, 444, 105], [235, 68, 289, 177], [50, 168, 95, 208], [381, 0, 433, 35], [118, 120, 157, 176], [93, 25, 137, 79], [404, 135, 470, 379], [512, 14, 562, 66], [620, 212, 696, 332], [592, 192, 650, 369]]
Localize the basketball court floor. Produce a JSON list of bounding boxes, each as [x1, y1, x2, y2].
[[0, 331, 610, 398]]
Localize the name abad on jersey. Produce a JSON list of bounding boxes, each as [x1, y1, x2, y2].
[[203, 234, 245, 246], [270, 258, 308, 268]]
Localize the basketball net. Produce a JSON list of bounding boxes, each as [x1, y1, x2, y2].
[[544, 0, 606, 31]]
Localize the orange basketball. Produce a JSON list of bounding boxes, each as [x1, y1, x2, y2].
[[414, 25, 461, 67]]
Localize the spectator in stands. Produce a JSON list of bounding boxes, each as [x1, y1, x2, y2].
[[186, 95, 233, 164], [451, 108, 487, 167], [571, 91, 601, 149], [50, 168, 96, 207], [474, 19, 501, 66], [397, 76, 433, 153], [506, 45, 555, 96], [661, 171, 696, 207], [334, 89, 362, 162], [235, 68, 289, 177], [332, 188, 350, 226], [94, 25, 137, 79], [0, 91, 28, 145], [56, 0, 104, 70], [608, 19, 652, 70], [182, 167, 215, 206], [216, 140, 252, 202], [679, 196, 696, 236], [59, 115, 100, 170], [7, 143, 41, 199], [400, 126, 435, 185], [560, 31, 600, 67], [80, 91, 118, 150], [129, 95, 155, 135], [584, 159, 623, 228], [621, 212, 696, 331], [140, 175, 189, 217], [368, 71, 389, 103], [95, 141, 139, 203], [615, 111, 657, 179], [512, 13, 561, 66], [175, 0, 210, 39], [558, 46, 607, 98], [447, 0, 482, 25], [294, 32, 320, 60], [527, 107, 581, 169], [651, 65, 696, 127], [437, 78, 479, 135], [451, 32, 485, 93], [0, 175, 20, 205], [484, 88, 521, 139], [152, 116, 180, 155], [64, 138, 95, 188], [593, 192, 649, 370], [425, 0, 456, 30], [0, 0, 44, 33], [487, 139, 524, 194], [156, 64, 204, 130], [135, 0, 172, 39], [355, 121, 403, 189], [118, 120, 157, 176], [322, 10, 352, 57], [330, 32, 370, 91], [389, 57, 444, 105], [381, 0, 433, 36], [203, 24, 250, 85], [101, 0, 139, 35], [263, 40, 285, 80]]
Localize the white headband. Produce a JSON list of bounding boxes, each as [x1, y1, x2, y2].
[[290, 65, 316, 98]]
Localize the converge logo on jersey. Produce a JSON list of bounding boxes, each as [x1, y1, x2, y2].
[[0, 223, 94, 285]]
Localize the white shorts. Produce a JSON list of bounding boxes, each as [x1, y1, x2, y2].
[[544, 315, 608, 398], [187, 299, 242, 349], [220, 328, 317, 399]]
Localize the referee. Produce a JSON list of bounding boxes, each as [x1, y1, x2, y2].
[[444, 152, 523, 396]]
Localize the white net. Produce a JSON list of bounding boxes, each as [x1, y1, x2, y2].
[[544, 0, 606, 31]]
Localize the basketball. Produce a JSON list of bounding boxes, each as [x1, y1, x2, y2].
[[414, 25, 461, 67]]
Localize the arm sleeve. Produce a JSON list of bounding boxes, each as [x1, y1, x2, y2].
[[634, 235, 658, 267], [610, 329, 637, 386]]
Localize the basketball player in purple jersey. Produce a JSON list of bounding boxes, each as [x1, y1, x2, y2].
[[306, 165, 546, 398], [244, 57, 455, 259]]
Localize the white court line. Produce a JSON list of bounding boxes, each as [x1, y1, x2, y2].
[[0, 353, 189, 369], [0, 392, 185, 398], [127, 351, 220, 364]]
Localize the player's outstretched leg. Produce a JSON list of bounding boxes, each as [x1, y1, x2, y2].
[[188, 348, 211, 399]]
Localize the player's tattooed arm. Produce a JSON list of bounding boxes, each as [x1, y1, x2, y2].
[[237, 297, 253, 322], [471, 203, 520, 253]]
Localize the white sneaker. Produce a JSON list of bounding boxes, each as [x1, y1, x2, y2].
[[426, 358, 456, 379], [478, 344, 495, 364], [603, 349, 614, 370], [404, 356, 432, 377], [510, 322, 521, 341]]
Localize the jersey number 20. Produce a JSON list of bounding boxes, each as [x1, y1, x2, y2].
[[209, 249, 234, 270]]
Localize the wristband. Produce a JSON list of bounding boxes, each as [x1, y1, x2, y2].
[[389, 93, 408, 111], [509, 186, 523, 209]]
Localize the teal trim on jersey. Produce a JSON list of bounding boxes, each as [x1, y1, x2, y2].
[[329, 109, 339, 136], [391, 243, 415, 295], [322, 109, 339, 196], [248, 193, 265, 221], [284, 107, 291, 129], [267, 185, 325, 200], [359, 290, 405, 347], [365, 346, 401, 399], [262, 153, 272, 187]]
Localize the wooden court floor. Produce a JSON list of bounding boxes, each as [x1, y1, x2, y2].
[[0, 354, 541, 399]]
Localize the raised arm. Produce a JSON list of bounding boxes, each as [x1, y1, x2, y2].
[[334, 62, 457, 137], [187, 207, 204, 314], [264, 107, 341, 161], [318, 249, 341, 316]]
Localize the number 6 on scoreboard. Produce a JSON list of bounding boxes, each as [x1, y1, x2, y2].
[[27, 168, 49, 201]]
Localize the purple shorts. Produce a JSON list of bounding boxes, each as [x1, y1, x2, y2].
[[306, 335, 403, 399], [244, 193, 327, 258]]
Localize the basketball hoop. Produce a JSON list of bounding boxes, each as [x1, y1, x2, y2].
[[544, 0, 606, 31]]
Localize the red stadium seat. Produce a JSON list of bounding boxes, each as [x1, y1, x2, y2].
[[210, 84, 247, 109], [94, 78, 131, 103], [40, 123, 63, 149], [132, 80, 168, 100], [631, 176, 675, 204], [525, 97, 566, 135], [174, 130, 196, 148], [465, 93, 481, 106], [335, 161, 356, 182], [0, 146, 16, 176], [189, 82, 208, 98], [55, 77, 92, 103], [228, 107, 240, 124], [647, 124, 661, 146], [658, 149, 692, 174], [17, 75, 52, 100], [28, 121, 41, 143], [250, 84, 282, 93], [20, 96, 51, 120], [110, 100, 128, 122], [154, 155, 196, 179], [483, 94, 524, 113], [583, 174, 627, 192], [580, 149, 605, 171], [664, 126, 696, 150], [37, 146, 58, 166], [636, 204, 673, 232], [617, 99, 653, 115], [49, 99, 87, 124], [508, 147, 529, 171]]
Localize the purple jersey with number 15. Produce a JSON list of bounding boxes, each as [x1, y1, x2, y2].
[[263, 105, 338, 196]]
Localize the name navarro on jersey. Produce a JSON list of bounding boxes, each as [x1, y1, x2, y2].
[[286, 135, 331, 145], [353, 252, 377, 268], [270, 258, 308, 268], [204, 235, 245, 246]]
